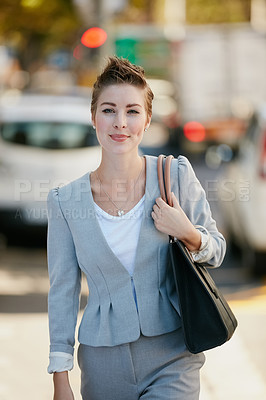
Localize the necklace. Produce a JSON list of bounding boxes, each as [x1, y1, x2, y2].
[[95, 158, 144, 217]]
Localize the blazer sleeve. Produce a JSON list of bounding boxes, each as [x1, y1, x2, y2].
[[176, 156, 226, 268], [47, 188, 81, 355]]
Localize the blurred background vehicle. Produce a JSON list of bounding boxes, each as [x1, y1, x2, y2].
[[218, 102, 266, 275], [0, 93, 101, 243]]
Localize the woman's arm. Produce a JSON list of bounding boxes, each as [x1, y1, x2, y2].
[[152, 156, 226, 267], [47, 188, 81, 394], [53, 372, 74, 400]]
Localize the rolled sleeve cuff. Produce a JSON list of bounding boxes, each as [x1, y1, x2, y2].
[[190, 226, 213, 263], [47, 352, 74, 374]]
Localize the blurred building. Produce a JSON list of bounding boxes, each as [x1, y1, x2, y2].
[[176, 23, 266, 122]]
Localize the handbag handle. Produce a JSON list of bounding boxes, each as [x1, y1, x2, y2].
[[157, 154, 174, 207]]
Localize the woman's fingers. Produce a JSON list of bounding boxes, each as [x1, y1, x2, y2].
[[151, 195, 200, 250], [171, 192, 179, 208], [152, 203, 160, 213], [151, 195, 192, 238], [151, 198, 175, 234], [155, 197, 166, 208], [152, 198, 167, 218], [151, 211, 157, 221]]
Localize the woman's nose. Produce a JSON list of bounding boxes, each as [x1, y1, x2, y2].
[[113, 113, 127, 129]]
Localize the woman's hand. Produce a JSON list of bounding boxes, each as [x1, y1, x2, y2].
[[151, 192, 201, 252], [53, 372, 74, 400]]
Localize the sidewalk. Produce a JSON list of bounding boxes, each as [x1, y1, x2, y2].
[[200, 328, 266, 400], [200, 295, 266, 400]]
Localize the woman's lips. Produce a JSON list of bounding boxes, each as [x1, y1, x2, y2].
[[110, 134, 129, 142]]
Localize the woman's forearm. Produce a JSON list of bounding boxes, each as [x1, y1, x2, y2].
[[53, 371, 74, 400], [181, 225, 201, 252]]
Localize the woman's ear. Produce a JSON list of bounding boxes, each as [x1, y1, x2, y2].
[[91, 116, 96, 130], [145, 115, 151, 130]]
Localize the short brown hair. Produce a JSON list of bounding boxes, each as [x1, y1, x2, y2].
[[91, 56, 154, 120]]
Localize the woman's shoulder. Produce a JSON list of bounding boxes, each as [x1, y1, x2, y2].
[[47, 171, 91, 203], [144, 153, 194, 180], [174, 154, 191, 168], [145, 153, 190, 163], [145, 154, 192, 173], [171, 154, 197, 180]]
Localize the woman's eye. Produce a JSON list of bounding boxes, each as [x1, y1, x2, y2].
[[128, 109, 139, 114], [102, 108, 114, 113]]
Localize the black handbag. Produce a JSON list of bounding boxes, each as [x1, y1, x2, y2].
[[157, 154, 238, 353]]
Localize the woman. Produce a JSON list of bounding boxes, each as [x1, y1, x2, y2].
[[47, 56, 226, 400]]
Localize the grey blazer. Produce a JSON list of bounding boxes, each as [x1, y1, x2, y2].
[[47, 155, 226, 355]]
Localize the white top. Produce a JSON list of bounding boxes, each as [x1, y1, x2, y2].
[[47, 198, 213, 374], [94, 195, 145, 276], [94, 195, 145, 308]]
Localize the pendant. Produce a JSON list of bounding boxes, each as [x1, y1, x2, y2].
[[117, 210, 125, 217]]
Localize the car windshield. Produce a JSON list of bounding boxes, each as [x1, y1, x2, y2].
[[0, 122, 98, 149]]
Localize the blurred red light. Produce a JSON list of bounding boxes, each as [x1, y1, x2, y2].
[[81, 27, 107, 48], [183, 121, 206, 142], [73, 44, 83, 60]]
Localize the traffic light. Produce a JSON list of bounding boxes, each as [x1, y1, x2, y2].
[[81, 27, 107, 48], [183, 121, 206, 143]]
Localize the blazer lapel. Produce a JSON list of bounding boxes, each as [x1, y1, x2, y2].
[[84, 172, 130, 274], [133, 155, 161, 275], [72, 156, 160, 276]]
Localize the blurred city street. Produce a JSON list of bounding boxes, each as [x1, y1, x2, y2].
[[1, 0, 266, 399]]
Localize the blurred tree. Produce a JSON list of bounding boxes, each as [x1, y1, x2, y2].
[[187, 0, 251, 24], [133, 0, 154, 22], [0, 0, 81, 69], [111, 0, 252, 25], [114, 0, 158, 23]]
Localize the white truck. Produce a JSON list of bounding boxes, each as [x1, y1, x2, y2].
[[174, 23, 266, 147]]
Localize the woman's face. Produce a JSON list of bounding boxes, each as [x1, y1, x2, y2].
[[92, 84, 151, 155]]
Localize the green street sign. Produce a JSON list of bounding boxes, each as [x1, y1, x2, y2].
[[115, 37, 170, 78]]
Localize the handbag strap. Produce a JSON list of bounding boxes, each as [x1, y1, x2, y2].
[[157, 154, 174, 207]]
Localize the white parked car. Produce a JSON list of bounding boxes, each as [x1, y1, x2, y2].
[[0, 93, 101, 239], [218, 103, 266, 274]]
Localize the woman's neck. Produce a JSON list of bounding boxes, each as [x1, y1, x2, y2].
[[97, 152, 144, 182], [91, 152, 146, 216]]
